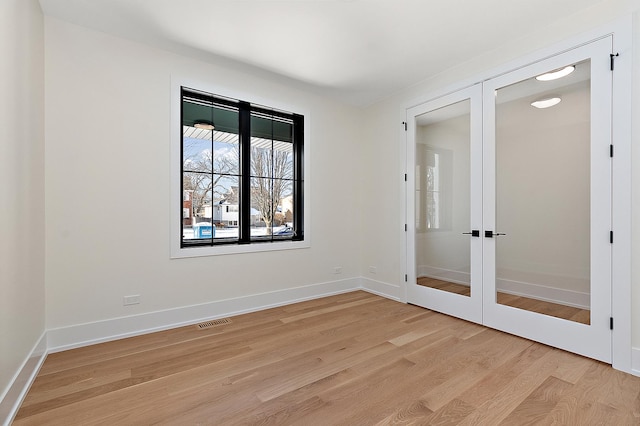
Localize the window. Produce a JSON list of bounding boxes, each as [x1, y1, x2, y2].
[[415, 144, 453, 231], [180, 87, 304, 248]]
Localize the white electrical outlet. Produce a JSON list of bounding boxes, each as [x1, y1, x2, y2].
[[369, 266, 377, 274], [334, 266, 342, 274], [123, 295, 141, 306]]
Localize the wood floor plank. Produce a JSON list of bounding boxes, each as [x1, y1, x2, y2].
[[498, 376, 573, 425], [375, 399, 435, 425], [454, 347, 569, 425], [13, 291, 640, 425]]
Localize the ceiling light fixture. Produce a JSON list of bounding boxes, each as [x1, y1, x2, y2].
[[531, 97, 561, 109], [535, 66, 575, 81], [194, 121, 214, 130]]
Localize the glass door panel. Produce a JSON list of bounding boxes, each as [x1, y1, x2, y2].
[[495, 59, 591, 324], [407, 84, 483, 324], [416, 100, 471, 297]]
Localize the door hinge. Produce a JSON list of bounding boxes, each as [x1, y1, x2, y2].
[[405, 274, 408, 282], [405, 224, 407, 232], [402, 121, 407, 131], [610, 53, 619, 71], [610, 144, 614, 157], [610, 317, 614, 330], [610, 231, 614, 244], [404, 173, 407, 182]]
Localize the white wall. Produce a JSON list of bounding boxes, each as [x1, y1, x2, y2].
[[495, 84, 591, 294], [44, 18, 363, 332], [361, 2, 640, 343], [0, 0, 45, 415], [633, 8, 640, 365]]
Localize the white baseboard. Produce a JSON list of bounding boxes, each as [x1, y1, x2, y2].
[[2, 276, 631, 425], [418, 265, 589, 309], [4, 276, 395, 423], [360, 277, 402, 302], [0, 332, 47, 426], [631, 347, 640, 377], [496, 278, 589, 309], [47, 278, 360, 353], [418, 265, 470, 286]]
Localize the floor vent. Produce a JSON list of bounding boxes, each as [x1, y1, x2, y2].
[[197, 318, 232, 329]]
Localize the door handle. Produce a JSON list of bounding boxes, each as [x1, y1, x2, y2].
[[484, 230, 507, 238], [462, 230, 480, 237]]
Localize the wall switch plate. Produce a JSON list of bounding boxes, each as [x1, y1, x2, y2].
[[123, 295, 141, 306]]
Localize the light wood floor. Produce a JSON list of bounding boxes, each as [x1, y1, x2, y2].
[[15, 291, 639, 425], [417, 277, 591, 325]]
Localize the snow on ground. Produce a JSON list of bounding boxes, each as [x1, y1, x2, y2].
[[183, 225, 290, 240]]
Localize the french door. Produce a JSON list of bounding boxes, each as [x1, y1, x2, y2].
[[407, 37, 613, 362], [406, 85, 483, 324]]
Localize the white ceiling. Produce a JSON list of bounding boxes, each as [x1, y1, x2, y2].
[[39, 0, 606, 106]]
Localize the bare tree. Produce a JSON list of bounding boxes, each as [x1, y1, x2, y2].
[[183, 135, 293, 233], [251, 147, 292, 234], [183, 144, 238, 219]]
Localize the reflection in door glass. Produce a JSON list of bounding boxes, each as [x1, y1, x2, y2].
[[415, 100, 471, 297], [495, 59, 591, 324]]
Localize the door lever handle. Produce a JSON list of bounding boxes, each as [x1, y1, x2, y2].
[[485, 230, 507, 238], [462, 230, 480, 237]]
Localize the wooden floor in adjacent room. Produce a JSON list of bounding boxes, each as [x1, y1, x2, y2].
[[417, 276, 591, 325], [14, 291, 640, 425]]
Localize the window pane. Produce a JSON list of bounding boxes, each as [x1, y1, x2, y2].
[[183, 172, 211, 214], [251, 114, 273, 179], [183, 136, 211, 174], [250, 177, 274, 238], [274, 180, 294, 238], [183, 98, 239, 176], [274, 141, 293, 180], [213, 109, 239, 176], [182, 173, 212, 241], [274, 120, 294, 180], [212, 175, 240, 240]]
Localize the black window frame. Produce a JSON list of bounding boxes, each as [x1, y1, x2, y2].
[[180, 87, 304, 248]]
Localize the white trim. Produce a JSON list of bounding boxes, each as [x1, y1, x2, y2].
[[417, 266, 589, 309], [47, 279, 358, 353], [360, 277, 402, 302], [0, 277, 399, 423], [417, 266, 471, 287], [631, 347, 640, 377], [169, 75, 312, 259], [0, 333, 47, 426], [400, 108, 409, 304], [610, 15, 633, 374], [496, 279, 589, 310]]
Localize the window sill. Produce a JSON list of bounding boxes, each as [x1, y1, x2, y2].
[[171, 239, 310, 258]]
